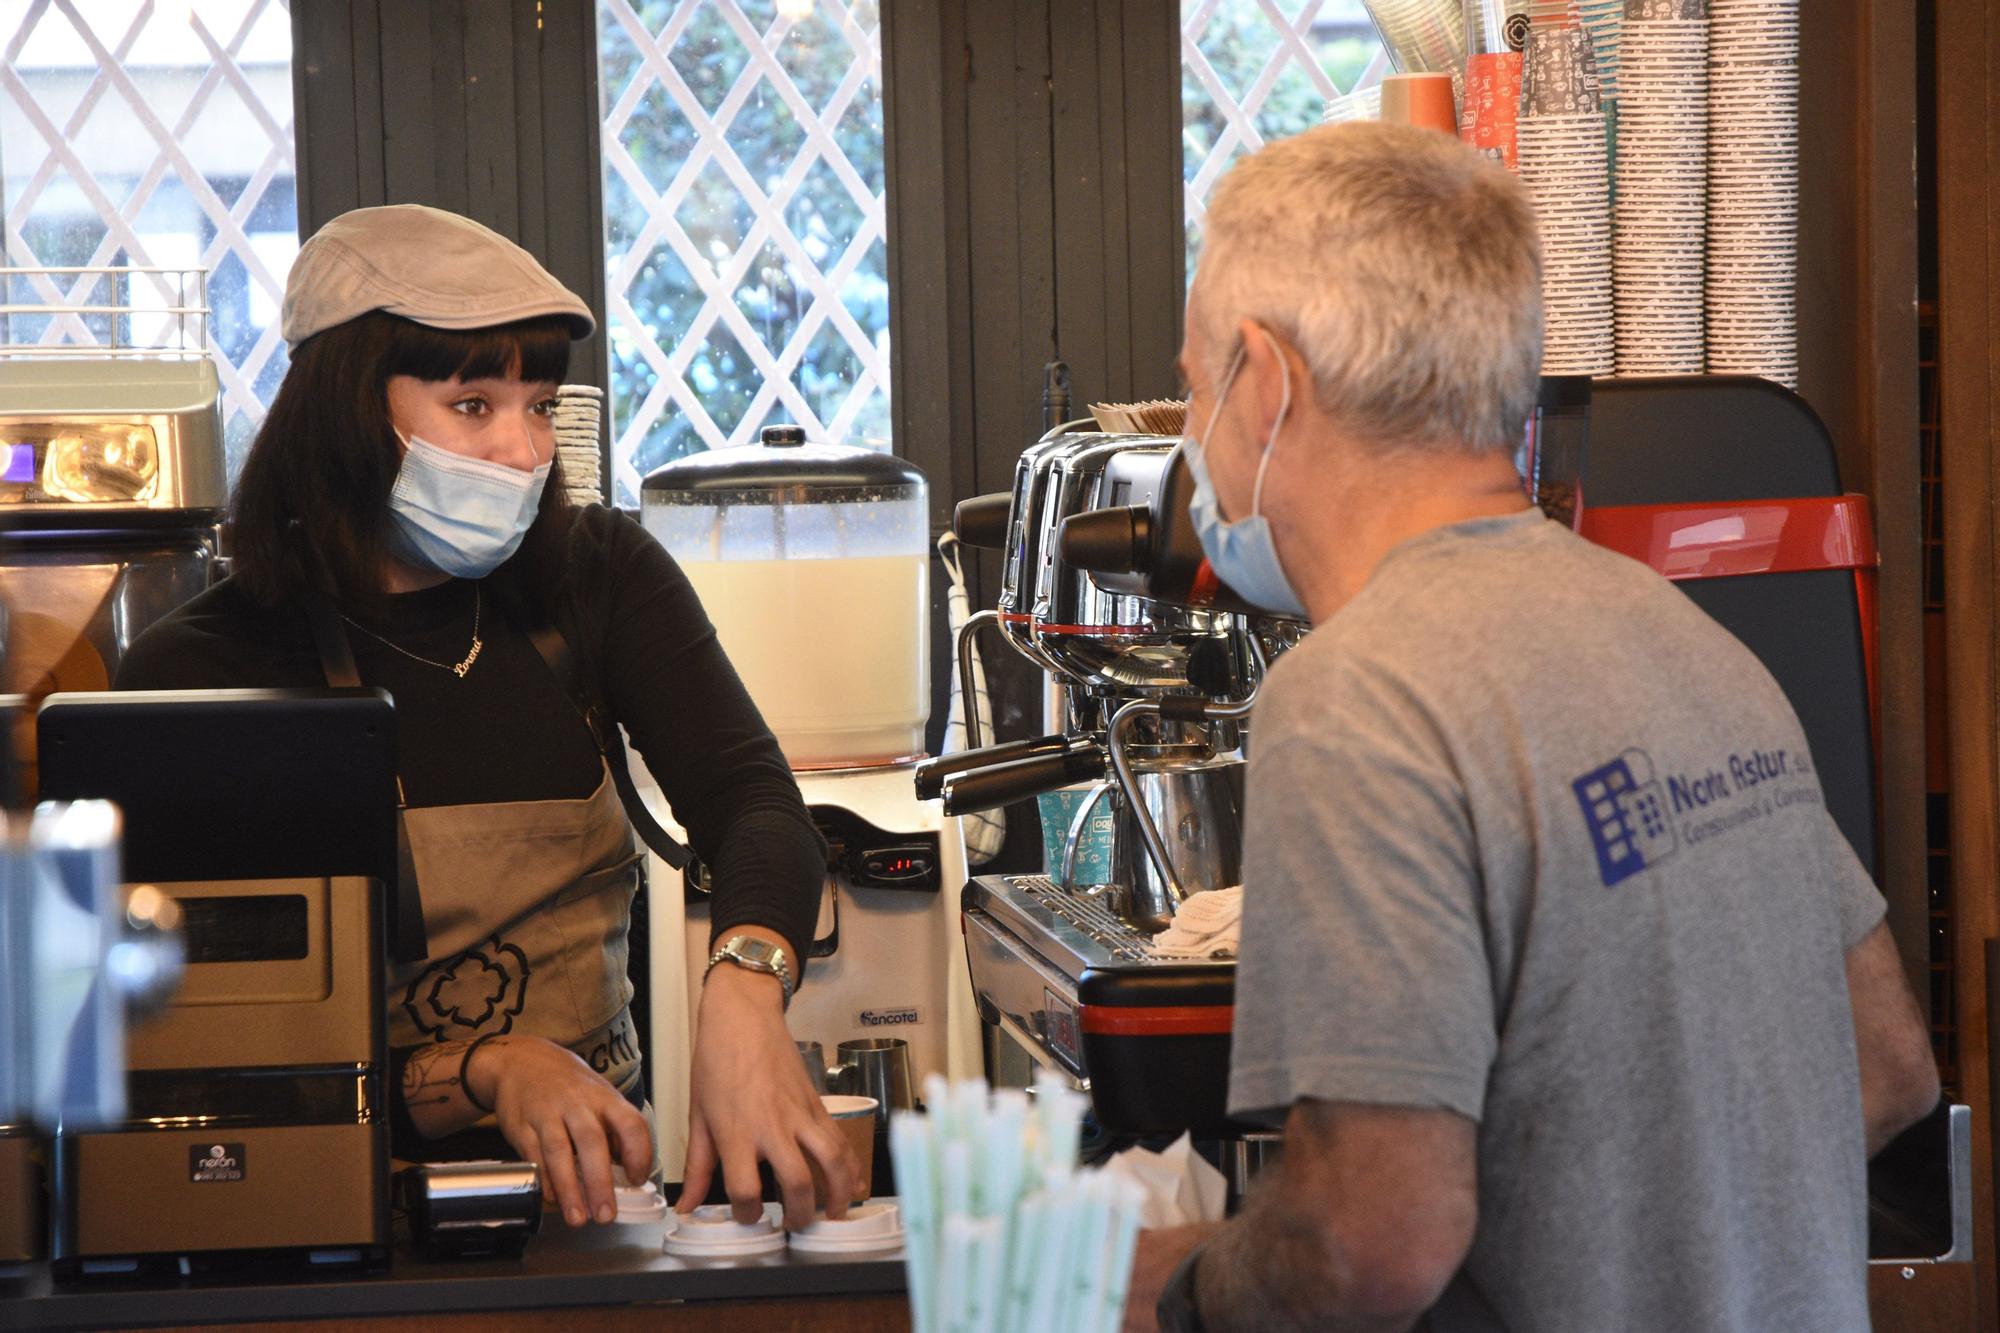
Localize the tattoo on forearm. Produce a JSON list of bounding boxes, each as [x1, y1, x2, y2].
[[402, 1041, 466, 1103]]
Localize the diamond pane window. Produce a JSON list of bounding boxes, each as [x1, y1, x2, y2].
[[0, 0, 297, 478], [599, 0, 889, 504], [1183, 0, 1387, 272]]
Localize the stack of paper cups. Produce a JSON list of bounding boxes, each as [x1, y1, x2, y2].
[[1575, 0, 1624, 172], [1518, 24, 1612, 374], [553, 384, 604, 507], [1705, 0, 1797, 389], [1519, 122, 1613, 374], [1612, 3, 1709, 376], [1362, 0, 1469, 101]]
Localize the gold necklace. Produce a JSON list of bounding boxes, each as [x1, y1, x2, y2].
[[343, 586, 484, 678]]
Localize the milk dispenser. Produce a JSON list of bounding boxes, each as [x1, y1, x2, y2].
[[640, 424, 929, 768], [636, 426, 978, 1186]]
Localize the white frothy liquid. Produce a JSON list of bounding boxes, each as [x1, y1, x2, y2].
[[682, 554, 929, 768]]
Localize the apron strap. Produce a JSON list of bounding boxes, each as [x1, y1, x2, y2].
[[307, 599, 431, 964], [521, 618, 697, 873]]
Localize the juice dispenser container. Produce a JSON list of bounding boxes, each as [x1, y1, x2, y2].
[[639, 426, 930, 768]]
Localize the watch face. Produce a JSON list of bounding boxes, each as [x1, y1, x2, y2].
[[731, 937, 780, 966]]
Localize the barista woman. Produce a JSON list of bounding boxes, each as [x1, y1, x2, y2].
[[116, 205, 856, 1231]]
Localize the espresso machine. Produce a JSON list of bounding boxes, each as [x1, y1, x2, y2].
[[0, 312, 228, 800], [924, 426, 1298, 1147]]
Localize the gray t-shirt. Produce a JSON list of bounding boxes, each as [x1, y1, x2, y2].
[[1228, 508, 1884, 1332]]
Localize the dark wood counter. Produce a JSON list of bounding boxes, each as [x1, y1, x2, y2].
[[6, 1215, 909, 1331]]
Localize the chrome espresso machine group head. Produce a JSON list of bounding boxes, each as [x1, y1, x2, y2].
[[918, 424, 1303, 1136]]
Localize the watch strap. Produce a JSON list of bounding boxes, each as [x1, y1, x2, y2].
[[706, 934, 795, 1006]]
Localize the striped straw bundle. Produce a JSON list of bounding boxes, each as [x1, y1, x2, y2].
[[891, 1075, 1147, 1333]]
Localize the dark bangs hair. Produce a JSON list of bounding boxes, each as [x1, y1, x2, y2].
[[229, 310, 578, 618]]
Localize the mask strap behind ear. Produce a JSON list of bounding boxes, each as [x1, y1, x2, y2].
[[1250, 326, 1292, 520], [1200, 341, 1249, 445]]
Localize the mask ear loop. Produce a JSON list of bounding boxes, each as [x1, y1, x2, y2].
[[1197, 341, 1250, 449], [1249, 326, 1292, 522]]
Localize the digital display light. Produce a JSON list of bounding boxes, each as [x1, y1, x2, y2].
[[2, 442, 34, 484]]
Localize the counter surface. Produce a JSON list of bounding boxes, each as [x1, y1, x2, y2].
[[5, 1215, 907, 1330]]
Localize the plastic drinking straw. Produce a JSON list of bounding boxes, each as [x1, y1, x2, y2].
[[941, 1139, 972, 1224], [892, 1114, 938, 1333], [1096, 1178, 1146, 1333], [1058, 1178, 1112, 1333], [1000, 1193, 1047, 1331], [1020, 1187, 1079, 1333], [967, 1215, 1007, 1332], [940, 1214, 975, 1333]]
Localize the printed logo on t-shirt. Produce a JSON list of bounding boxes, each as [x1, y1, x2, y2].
[[1572, 749, 1679, 887], [1574, 744, 1824, 886]]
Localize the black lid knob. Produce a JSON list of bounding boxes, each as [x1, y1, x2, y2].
[[761, 425, 807, 447]]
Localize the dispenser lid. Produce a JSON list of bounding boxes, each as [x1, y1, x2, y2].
[[641, 424, 924, 496]]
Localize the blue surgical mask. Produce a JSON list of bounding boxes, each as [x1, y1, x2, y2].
[[1183, 331, 1310, 620], [387, 432, 550, 580]]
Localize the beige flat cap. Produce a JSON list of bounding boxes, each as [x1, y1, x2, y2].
[[282, 203, 595, 346]]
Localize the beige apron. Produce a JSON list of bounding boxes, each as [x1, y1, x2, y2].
[[390, 766, 649, 1099]]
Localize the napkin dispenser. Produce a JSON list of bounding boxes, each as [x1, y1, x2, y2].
[[402, 1160, 544, 1260], [52, 876, 390, 1275]]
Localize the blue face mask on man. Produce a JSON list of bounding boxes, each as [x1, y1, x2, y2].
[[387, 431, 551, 581], [1181, 328, 1310, 620]]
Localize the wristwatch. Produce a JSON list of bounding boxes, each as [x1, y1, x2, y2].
[[1156, 1239, 1209, 1332], [705, 934, 795, 1009]]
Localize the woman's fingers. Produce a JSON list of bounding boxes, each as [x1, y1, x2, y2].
[[763, 1134, 819, 1232], [720, 1129, 767, 1226], [536, 1118, 588, 1227], [610, 1101, 656, 1188], [678, 1114, 718, 1213], [796, 1116, 857, 1221], [565, 1108, 616, 1225]]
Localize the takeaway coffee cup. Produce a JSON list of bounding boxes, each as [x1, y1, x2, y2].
[[812, 1094, 877, 1207], [1377, 73, 1458, 135]]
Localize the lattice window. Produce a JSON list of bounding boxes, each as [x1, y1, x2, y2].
[[598, 0, 888, 505], [0, 0, 297, 477], [1182, 0, 1388, 267]]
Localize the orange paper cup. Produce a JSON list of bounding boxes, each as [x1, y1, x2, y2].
[[1379, 72, 1458, 136]]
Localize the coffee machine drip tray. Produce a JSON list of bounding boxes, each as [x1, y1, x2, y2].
[[973, 874, 1220, 972], [963, 874, 1239, 1137]]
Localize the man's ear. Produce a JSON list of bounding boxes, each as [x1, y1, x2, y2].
[[1237, 318, 1302, 440]]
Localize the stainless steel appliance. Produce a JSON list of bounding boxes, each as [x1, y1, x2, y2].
[[0, 283, 226, 798], [927, 429, 1296, 1139]]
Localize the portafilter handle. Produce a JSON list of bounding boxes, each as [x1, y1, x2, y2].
[[939, 743, 1107, 816], [916, 733, 1075, 801], [1109, 695, 1259, 917], [952, 493, 1013, 550]]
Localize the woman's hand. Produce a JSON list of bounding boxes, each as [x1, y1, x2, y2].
[[464, 1034, 655, 1228], [679, 931, 859, 1230]]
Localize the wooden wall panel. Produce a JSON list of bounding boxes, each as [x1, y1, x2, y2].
[[1936, 0, 2000, 1324], [291, 0, 609, 406], [1799, 0, 1928, 1006]]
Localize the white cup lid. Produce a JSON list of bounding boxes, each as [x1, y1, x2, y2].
[[788, 1200, 906, 1254], [614, 1180, 669, 1224], [663, 1203, 788, 1257]]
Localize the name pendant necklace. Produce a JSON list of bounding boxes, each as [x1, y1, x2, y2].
[[342, 586, 484, 678]]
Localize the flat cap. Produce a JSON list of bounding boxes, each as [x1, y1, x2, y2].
[[281, 204, 595, 347]]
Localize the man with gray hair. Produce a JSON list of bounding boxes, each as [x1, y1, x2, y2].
[[1126, 122, 1937, 1331]]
